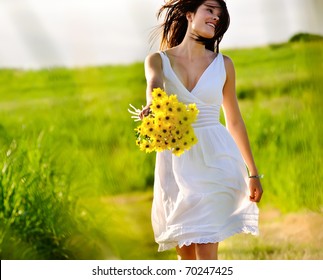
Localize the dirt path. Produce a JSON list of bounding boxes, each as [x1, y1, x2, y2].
[[260, 207, 323, 246], [106, 193, 323, 259], [220, 207, 323, 260]]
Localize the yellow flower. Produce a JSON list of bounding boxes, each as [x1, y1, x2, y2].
[[173, 146, 185, 157], [157, 120, 168, 133], [181, 128, 197, 145], [179, 114, 190, 125], [152, 88, 167, 99], [151, 98, 166, 113], [188, 132, 198, 145], [171, 127, 182, 138], [184, 111, 198, 124], [180, 139, 190, 150], [175, 102, 187, 114], [139, 139, 154, 153], [188, 103, 199, 113], [168, 94, 178, 103]]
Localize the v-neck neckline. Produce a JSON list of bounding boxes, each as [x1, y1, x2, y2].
[[162, 51, 219, 94]]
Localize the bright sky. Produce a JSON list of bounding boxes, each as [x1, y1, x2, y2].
[[0, 0, 322, 69]]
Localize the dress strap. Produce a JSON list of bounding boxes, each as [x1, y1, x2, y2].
[[157, 51, 169, 74]]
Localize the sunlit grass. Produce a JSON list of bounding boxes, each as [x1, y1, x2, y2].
[[0, 39, 322, 259]]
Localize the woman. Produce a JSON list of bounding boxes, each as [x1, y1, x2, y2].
[[141, 0, 263, 260]]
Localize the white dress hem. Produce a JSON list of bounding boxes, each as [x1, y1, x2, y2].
[[157, 225, 259, 252]]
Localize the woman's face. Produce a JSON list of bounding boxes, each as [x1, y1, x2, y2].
[[187, 0, 222, 39]]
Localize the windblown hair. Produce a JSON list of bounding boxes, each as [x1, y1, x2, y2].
[[153, 0, 230, 53]]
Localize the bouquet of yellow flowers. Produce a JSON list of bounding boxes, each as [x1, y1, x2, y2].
[[128, 88, 199, 156]]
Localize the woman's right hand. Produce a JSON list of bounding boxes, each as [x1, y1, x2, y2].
[[139, 105, 151, 119]]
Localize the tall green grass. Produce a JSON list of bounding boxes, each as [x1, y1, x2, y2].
[[0, 39, 322, 259], [0, 135, 75, 259]]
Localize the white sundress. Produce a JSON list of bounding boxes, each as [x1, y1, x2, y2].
[[151, 51, 259, 252]]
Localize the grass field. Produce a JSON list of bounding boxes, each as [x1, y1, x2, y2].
[[0, 37, 322, 259]]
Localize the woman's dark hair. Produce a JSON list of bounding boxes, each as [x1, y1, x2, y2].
[[153, 0, 230, 53]]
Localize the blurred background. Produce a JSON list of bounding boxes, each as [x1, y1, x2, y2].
[[0, 0, 322, 260], [0, 0, 322, 68]]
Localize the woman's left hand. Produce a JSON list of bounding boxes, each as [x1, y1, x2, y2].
[[248, 178, 263, 203]]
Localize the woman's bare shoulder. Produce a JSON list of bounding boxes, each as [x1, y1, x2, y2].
[[145, 52, 162, 66], [222, 54, 235, 75], [222, 54, 234, 66], [144, 52, 163, 79]]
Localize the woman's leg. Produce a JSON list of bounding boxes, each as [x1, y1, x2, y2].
[[195, 243, 219, 260], [176, 244, 196, 260]]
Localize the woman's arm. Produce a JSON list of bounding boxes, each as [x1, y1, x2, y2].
[[140, 52, 164, 118], [222, 55, 263, 202]]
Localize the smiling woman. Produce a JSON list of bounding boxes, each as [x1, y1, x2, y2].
[[140, 0, 263, 260]]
